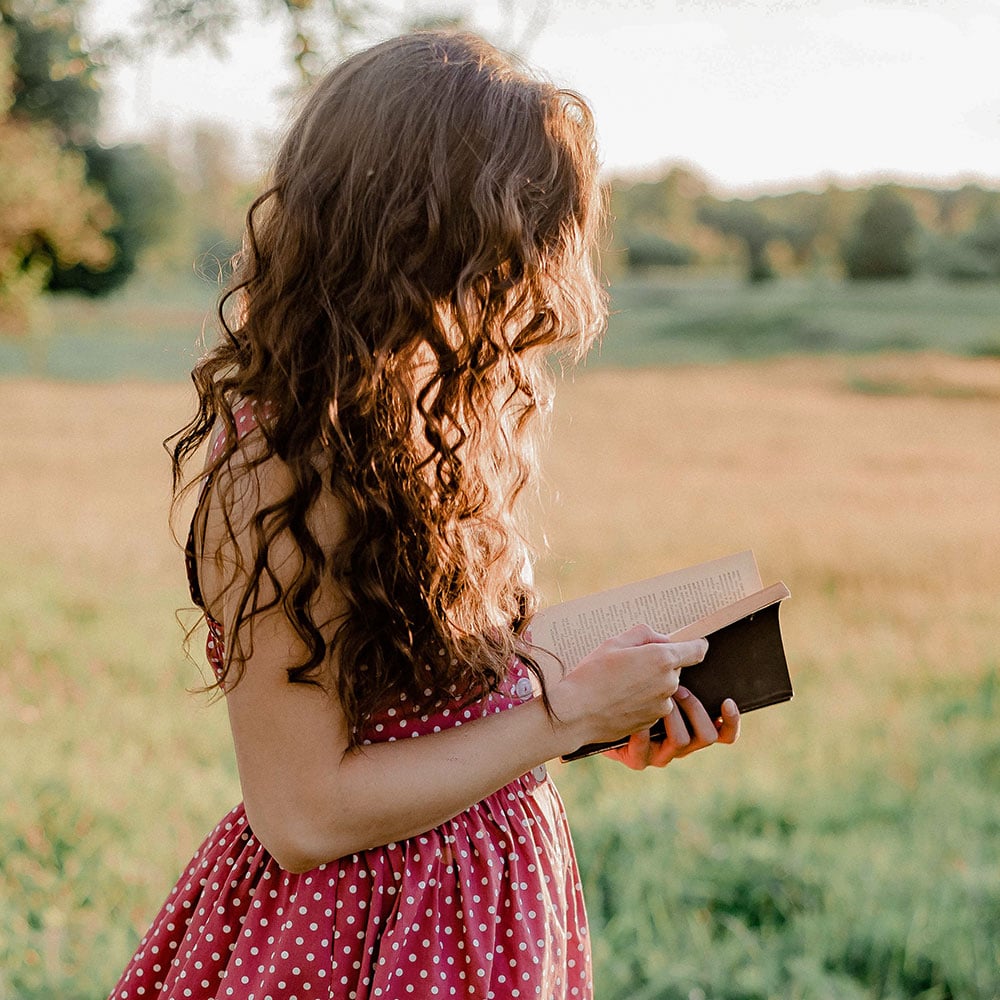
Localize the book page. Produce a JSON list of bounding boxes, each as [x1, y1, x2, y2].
[[530, 551, 761, 671]]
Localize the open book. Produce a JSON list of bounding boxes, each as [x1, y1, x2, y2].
[[528, 551, 792, 761]]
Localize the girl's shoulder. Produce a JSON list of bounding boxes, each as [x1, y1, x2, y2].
[[202, 398, 347, 564]]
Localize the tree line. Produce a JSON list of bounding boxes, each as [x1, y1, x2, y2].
[[610, 164, 1000, 285], [3, 0, 1000, 338]]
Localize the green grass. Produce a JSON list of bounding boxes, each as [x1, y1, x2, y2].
[[0, 271, 217, 382], [3, 358, 999, 998], [0, 562, 238, 998], [594, 272, 1000, 367], [5, 558, 997, 998], [559, 669, 1000, 999], [2, 270, 999, 380]]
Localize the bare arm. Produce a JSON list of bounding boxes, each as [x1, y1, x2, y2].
[[198, 445, 713, 873]]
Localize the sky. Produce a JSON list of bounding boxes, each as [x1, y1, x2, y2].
[[87, 0, 1000, 195]]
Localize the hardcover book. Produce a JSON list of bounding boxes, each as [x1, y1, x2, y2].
[[528, 551, 793, 762]]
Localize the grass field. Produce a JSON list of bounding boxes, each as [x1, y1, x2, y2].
[[597, 272, 1000, 366], [1, 270, 999, 380], [2, 352, 999, 998]]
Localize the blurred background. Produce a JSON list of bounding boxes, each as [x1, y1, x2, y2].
[[1, 1, 998, 997]]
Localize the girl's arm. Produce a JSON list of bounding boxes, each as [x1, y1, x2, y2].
[[200, 446, 720, 873]]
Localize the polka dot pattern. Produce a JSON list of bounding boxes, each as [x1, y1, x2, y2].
[[111, 401, 593, 999]]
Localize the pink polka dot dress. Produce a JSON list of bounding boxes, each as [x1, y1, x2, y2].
[[109, 400, 593, 1000]]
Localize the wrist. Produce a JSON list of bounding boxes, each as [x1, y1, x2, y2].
[[545, 674, 595, 755]]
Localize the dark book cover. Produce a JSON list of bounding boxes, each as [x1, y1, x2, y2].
[[561, 599, 792, 762]]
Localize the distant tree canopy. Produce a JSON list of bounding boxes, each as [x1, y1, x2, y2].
[[624, 231, 696, 271], [697, 201, 778, 284], [929, 208, 1000, 282], [965, 211, 1000, 275], [47, 141, 179, 295], [4, 0, 100, 141], [840, 185, 919, 281], [608, 163, 1000, 285]]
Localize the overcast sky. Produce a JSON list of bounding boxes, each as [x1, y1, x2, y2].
[[87, 0, 1000, 194]]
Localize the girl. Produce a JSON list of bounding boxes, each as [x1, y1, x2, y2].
[[110, 30, 739, 1000]]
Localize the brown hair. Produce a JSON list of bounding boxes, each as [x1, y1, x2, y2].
[[169, 30, 607, 745]]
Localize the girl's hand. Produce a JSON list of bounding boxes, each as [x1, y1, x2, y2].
[[548, 624, 711, 750], [602, 687, 741, 770]]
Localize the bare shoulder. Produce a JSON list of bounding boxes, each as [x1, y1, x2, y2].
[[197, 429, 350, 632]]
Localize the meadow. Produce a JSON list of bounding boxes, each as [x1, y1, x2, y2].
[[1, 275, 999, 998], [2, 269, 1000, 380]]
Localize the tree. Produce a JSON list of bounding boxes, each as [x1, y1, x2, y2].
[[1, 0, 179, 303], [3, 0, 100, 141], [623, 231, 696, 272], [840, 185, 919, 281], [0, 22, 112, 333], [697, 200, 778, 284], [964, 208, 1000, 277], [929, 208, 1000, 283], [47, 142, 179, 295], [107, 0, 552, 78]]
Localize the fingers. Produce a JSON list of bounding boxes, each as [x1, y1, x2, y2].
[[715, 697, 741, 744], [602, 698, 678, 769], [646, 721, 683, 767], [668, 638, 711, 669], [598, 625, 709, 668], [600, 725, 652, 770], [620, 727, 653, 770], [613, 689, 741, 770], [672, 687, 719, 750], [642, 688, 702, 764], [576, 627, 715, 759]]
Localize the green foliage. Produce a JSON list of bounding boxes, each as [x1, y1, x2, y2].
[[934, 209, 1000, 283], [136, 0, 382, 72], [122, 0, 552, 78], [0, 25, 112, 334], [841, 186, 920, 281], [697, 201, 777, 284], [1, 0, 101, 142], [965, 210, 1000, 268], [926, 235, 996, 283], [47, 143, 180, 296], [0, 0, 180, 320], [609, 164, 1000, 286], [624, 230, 696, 271], [115, 0, 543, 79]]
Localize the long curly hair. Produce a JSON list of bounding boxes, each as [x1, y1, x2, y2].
[[169, 30, 607, 745]]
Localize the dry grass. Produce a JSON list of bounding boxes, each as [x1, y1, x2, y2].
[[3, 353, 998, 763], [3, 353, 998, 760], [539, 353, 1000, 669], [5, 351, 996, 600]]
